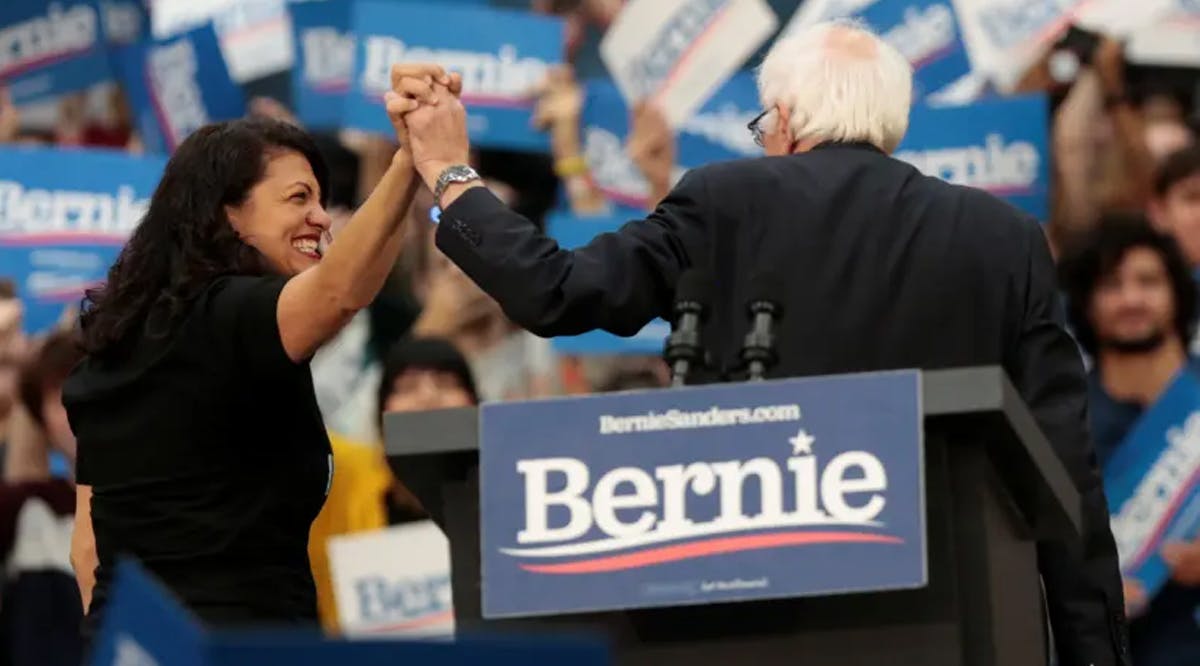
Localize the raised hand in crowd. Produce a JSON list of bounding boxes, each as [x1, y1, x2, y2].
[[532, 65, 606, 214], [0, 88, 18, 144], [626, 101, 675, 207], [412, 265, 499, 340]]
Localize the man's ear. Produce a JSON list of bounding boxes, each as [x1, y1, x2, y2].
[[774, 102, 792, 142]]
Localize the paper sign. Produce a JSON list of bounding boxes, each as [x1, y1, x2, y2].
[[780, 0, 879, 38], [90, 559, 610, 666], [860, 0, 973, 100], [1074, 0, 1176, 37], [951, 0, 1086, 91], [1105, 370, 1200, 605], [600, 0, 778, 129], [289, 0, 355, 129], [151, 0, 294, 83], [328, 521, 455, 638], [0, 146, 165, 334], [480, 370, 926, 618], [1127, 0, 1200, 67], [0, 0, 113, 104], [582, 73, 760, 211], [114, 24, 246, 154], [345, 1, 564, 152], [895, 94, 1050, 221]]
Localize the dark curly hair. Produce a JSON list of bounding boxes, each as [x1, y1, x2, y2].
[[79, 118, 329, 358], [1059, 212, 1197, 356]]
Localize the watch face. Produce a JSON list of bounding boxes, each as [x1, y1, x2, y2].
[[451, 166, 478, 181]]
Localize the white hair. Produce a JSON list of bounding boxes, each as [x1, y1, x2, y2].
[[756, 20, 913, 153]]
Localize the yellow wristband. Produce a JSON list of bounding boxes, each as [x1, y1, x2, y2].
[[554, 155, 589, 178]]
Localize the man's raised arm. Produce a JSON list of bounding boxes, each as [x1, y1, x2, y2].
[[398, 77, 708, 338]]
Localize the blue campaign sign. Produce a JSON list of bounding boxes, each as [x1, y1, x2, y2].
[[0, 146, 164, 334], [211, 634, 610, 666], [894, 94, 1050, 222], [545, 207, 670, 355], [582, 73, 760, 210], [480, 371, 927, 618], [0, 1, 113, 104], [345, 1, 564, 151], [1105, 370, 1200, 607], [88, 559, 207, 666], [289, 0, 354, 129], [99, 0, 150, 47], [859, 0, 972, 100], [92, 560, 610, 666], [114, 24, 246, 154]]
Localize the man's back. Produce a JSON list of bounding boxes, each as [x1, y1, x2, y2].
[[691, 143, 1029, 379]]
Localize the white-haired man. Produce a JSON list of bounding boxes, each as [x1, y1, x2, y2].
[[392, 21, 1128, 666]]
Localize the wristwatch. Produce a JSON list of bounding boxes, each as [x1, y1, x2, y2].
[[433, 165, 481, 206]]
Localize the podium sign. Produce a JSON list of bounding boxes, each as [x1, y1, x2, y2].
[[480, 371, 927, 619]]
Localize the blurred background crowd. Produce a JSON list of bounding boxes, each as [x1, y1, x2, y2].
[[2, 0, 1200, 664]]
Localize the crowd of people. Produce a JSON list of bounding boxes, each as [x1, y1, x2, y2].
[[0, 1, 1196, 665]]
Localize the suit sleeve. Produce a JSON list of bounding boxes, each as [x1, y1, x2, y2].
[[1010, 219, 1131, 666], [434, 171, 710, 338]]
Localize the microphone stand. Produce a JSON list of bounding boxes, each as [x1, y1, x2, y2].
[[741, 299, 780, 381]]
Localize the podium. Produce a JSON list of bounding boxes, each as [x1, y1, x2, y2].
[[384, 367, 1082, 666]]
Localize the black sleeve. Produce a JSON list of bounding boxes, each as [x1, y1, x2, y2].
[[1009, 220, 1131, 666], [434, 170, 710, 338], [200, 275, 305, 381]]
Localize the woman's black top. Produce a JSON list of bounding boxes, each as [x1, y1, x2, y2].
[[63, 276, 332, 632]]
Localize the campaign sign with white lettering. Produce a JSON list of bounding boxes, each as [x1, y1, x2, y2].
[[781, 0, 878, 38], [859, 0, 972, 100], [99, 0, 149, 47], [1105, 370, 1200, 607], [114, 24, 246, 154], [582, 73, 759, 211], [88, 559, 206, 666], [90, 559, 610, 666], [345, 1, 564, 152], [599, 0, 777, 129], [480, 371, 926, 618], [0, 0, 111, 104], [544, 207, 670, 355], [894, 94, 1049, 222], [1127, 0, 1200, 67], [0, 146, 164, 334], [289, 0, 354, 129], [951, 0, 1084, 91], [328, 521, 455, 638]]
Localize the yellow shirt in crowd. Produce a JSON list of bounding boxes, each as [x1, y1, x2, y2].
[[308, 432, 395, 633]]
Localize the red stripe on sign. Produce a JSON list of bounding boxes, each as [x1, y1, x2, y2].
[[1127, 463, 1200, 570], [359, 609, 455, 634], [653, 3, 734, 108], [519, 531, 904, 574], [0, 48, 95, 79]]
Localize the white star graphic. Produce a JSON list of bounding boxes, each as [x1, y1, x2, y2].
[[789, 429, 815, 456]]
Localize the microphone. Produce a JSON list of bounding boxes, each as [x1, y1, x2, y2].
[[664, 269, 711, 387], [741, 274, 783, 381]]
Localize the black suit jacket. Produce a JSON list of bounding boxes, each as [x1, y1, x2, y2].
[[436, 142, 1130, 666]]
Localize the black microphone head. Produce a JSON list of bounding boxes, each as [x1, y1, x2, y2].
[[746, 273, 784, 318], [674, 269, 712, 317]]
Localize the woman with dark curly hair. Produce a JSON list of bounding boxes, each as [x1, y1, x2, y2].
[[62, 64, 459, 636]]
